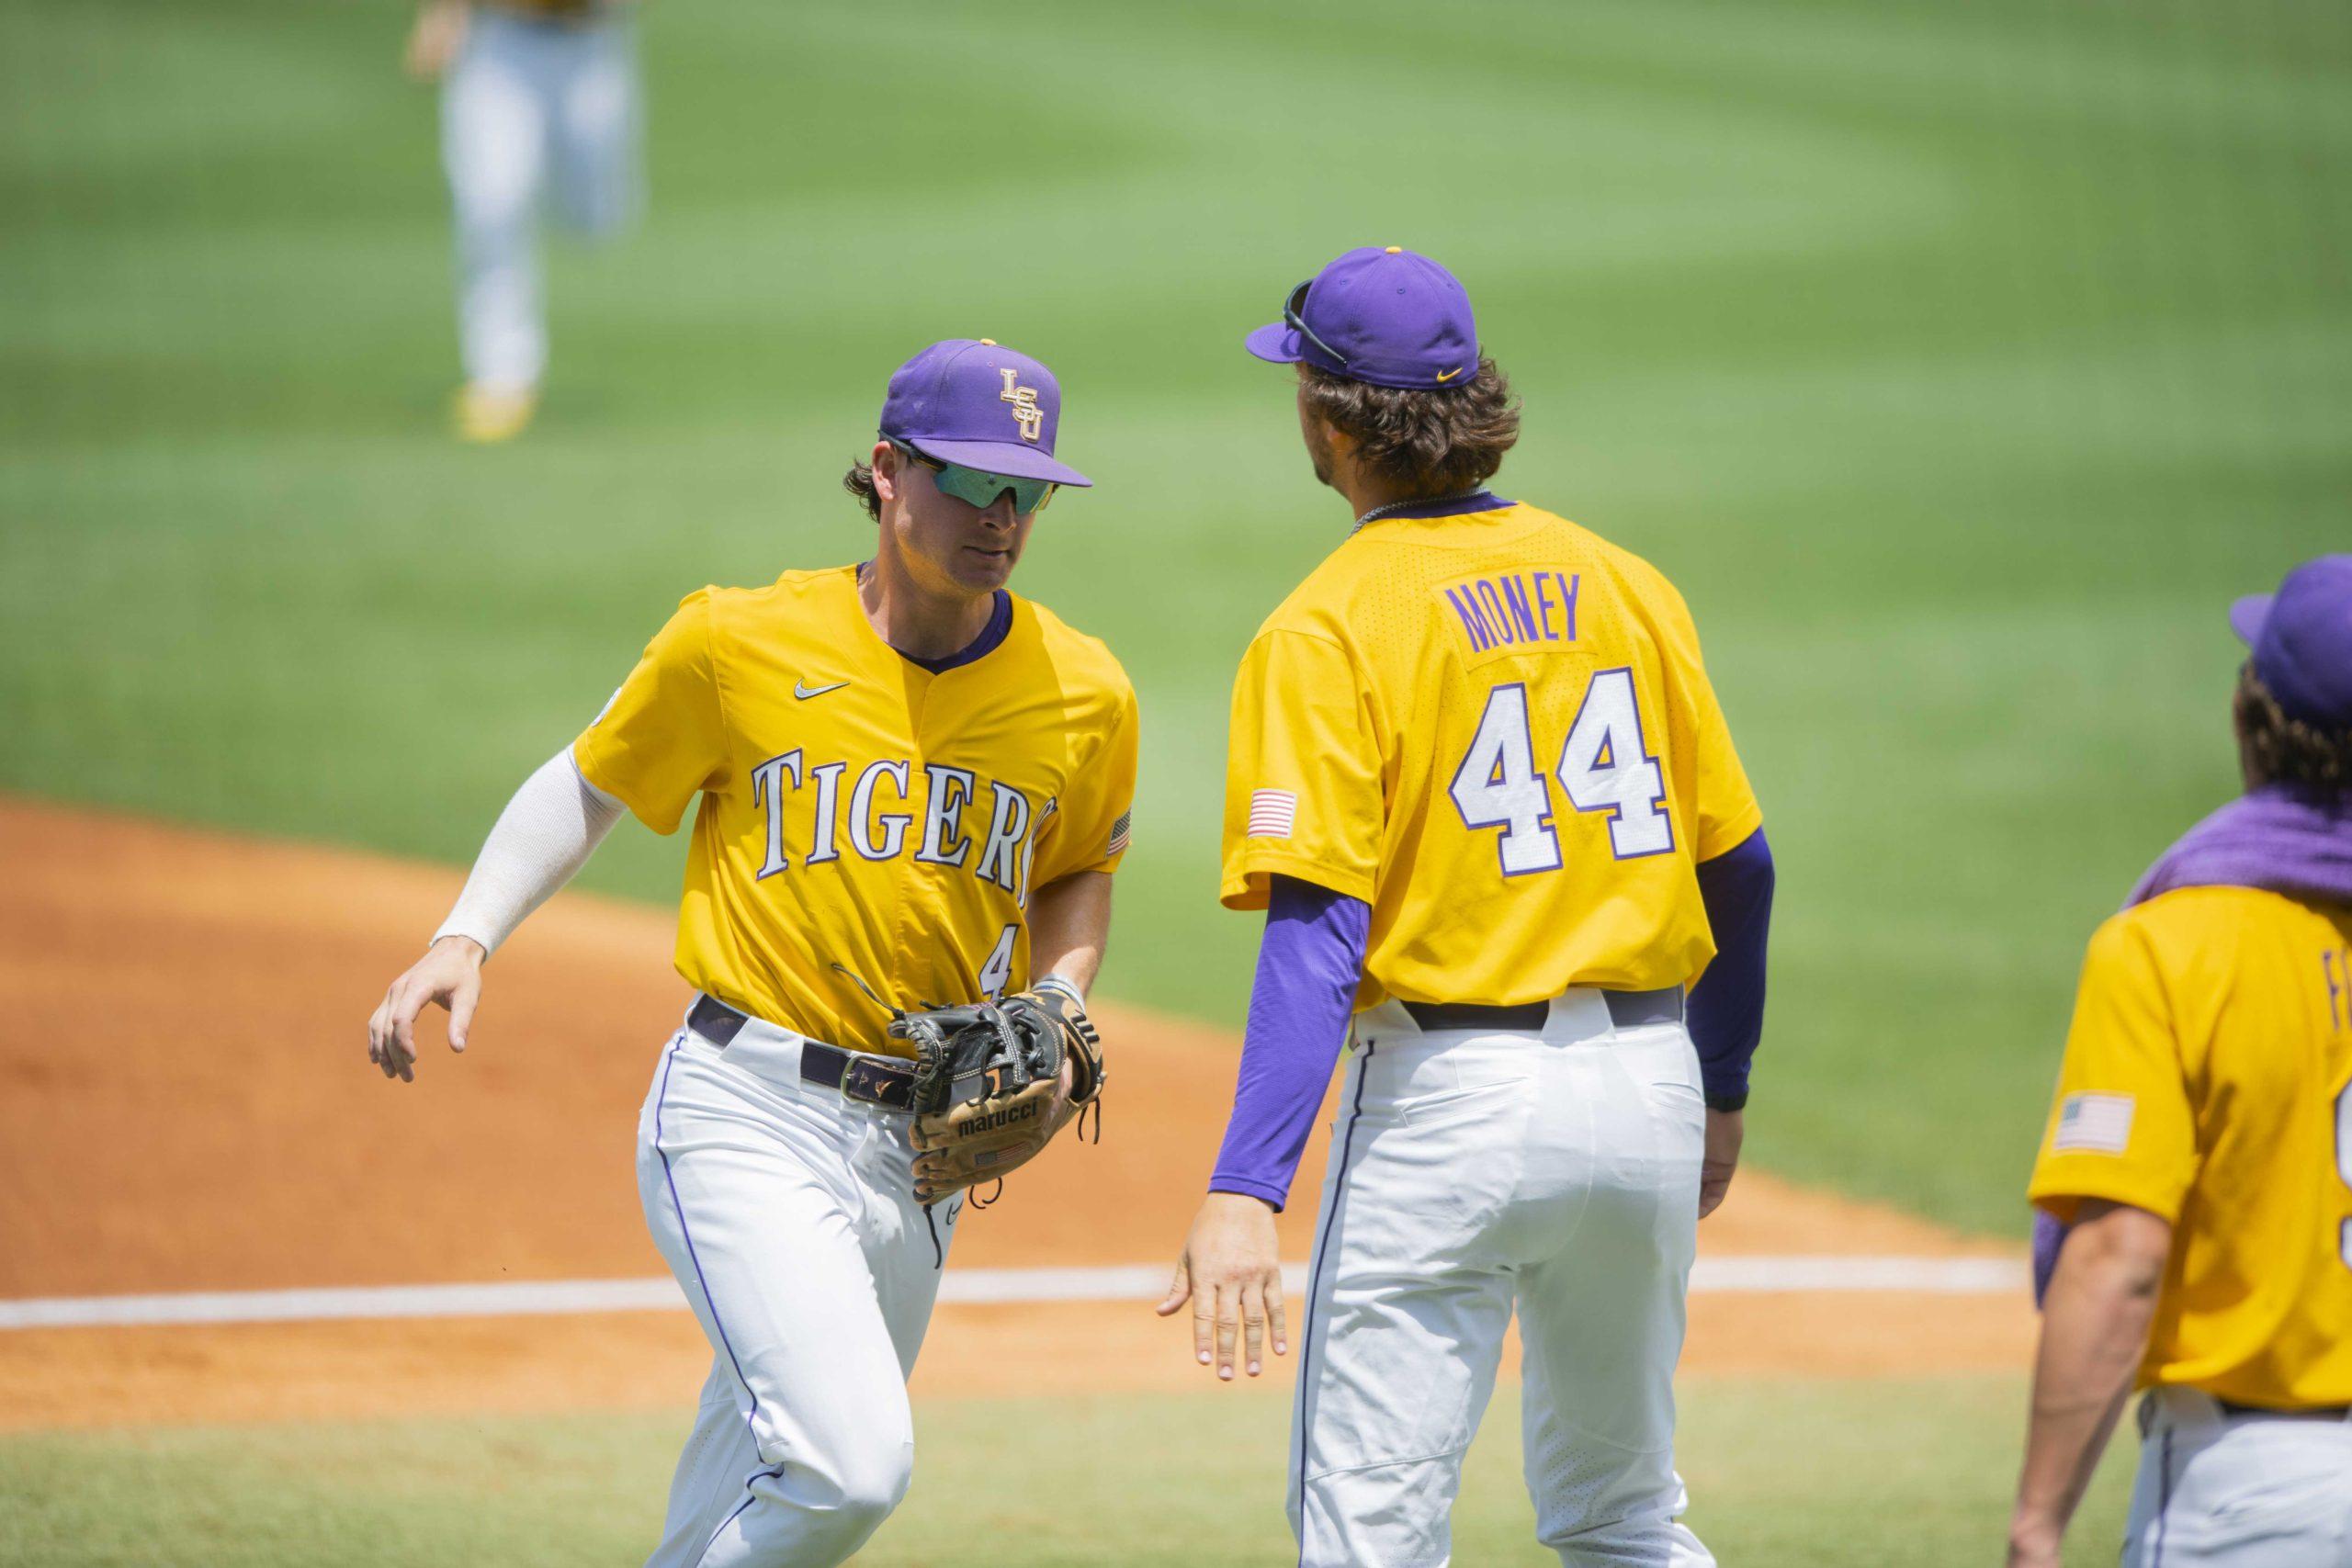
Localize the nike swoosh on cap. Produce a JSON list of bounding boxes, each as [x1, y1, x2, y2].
[[1434, 367, 1462, 383], [794, 680, 848, 700]]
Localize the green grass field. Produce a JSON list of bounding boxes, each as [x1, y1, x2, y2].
[[0, 1378, 2136, 1567], [0, 4, 2345, 1561], [10, 0, 2346, 1232]]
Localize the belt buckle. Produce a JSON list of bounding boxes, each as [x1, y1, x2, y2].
[[839, 1055, 912, 1112]]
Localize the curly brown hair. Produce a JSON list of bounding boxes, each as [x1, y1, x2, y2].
[[2234, 664, 2352, 795], [843, 459, 881, 521], [1299, 357, 1521, 499]]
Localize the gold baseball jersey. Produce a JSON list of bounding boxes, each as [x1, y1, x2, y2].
[[574, 566, 1138, 1056], [2029, 886, 2352, 1409], [1220, 499, 1761, 1010]]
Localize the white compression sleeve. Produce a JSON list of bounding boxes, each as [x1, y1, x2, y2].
[[431, 747, 627, 958]]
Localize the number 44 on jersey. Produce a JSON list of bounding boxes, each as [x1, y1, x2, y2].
[[1450, 668, 1674, 877]]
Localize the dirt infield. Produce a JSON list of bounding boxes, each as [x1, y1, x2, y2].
[[0, 797, 2034, 1430]]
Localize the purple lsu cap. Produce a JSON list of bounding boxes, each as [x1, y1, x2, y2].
[[1245, 246, 1479, 390], [878, 338, 1091, 487], [2230, 554, 2352, 728]]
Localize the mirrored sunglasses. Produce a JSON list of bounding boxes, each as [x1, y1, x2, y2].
[[896, 443, 1057, 516]]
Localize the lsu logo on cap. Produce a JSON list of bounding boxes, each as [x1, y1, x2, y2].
[[999, 368, 1043, 442]]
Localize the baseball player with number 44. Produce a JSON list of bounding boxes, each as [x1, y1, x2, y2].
[[1162, 247, 1777, 1566], [367, 337, 1137, 1568]]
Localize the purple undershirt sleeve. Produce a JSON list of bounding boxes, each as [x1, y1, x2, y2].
[[1690, 827, 1774, 1109], [1206, 874, 1370, 1212]]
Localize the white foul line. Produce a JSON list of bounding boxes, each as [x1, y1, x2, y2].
[[0, 1256, 2024, 1332], [0, 1279, 689, 1330]]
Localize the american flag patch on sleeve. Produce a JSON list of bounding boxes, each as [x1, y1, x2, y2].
[[1247, 789, 1297, 840], [2052, 1092, 2133, 1154], [1105, 809, 1131, 857]]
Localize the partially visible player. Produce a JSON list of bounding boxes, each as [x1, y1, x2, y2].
[[1160, 246, 1775, 1566], [367, 338, 1137, 1567], [404, 0, 643, 442], [2009, 554, 2352, 1568]]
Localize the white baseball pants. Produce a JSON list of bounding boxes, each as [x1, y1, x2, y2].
[[1290, 994, 1715, 1567], [636, 1008, 956, 1568], [441, 6, 641, 393], [2123, 1388, 2352, 1565]]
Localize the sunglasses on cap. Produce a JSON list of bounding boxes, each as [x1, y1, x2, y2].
[[1283, 279, 1350, 370], [893, 442, 1057, 516]]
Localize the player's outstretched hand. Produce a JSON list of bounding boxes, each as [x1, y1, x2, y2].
[[367, 935, 486, 1084], [1157, 1191, 1287, 1382], [1699, 1107, 1744, 1218]]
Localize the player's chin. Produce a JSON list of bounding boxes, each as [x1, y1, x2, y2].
[[956, 543, 1021, 586]]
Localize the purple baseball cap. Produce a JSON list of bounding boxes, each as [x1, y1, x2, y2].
[[877, 338, 1091, 487], [1245, 246, 1480, 390], [2230, 554, 2352, 728]]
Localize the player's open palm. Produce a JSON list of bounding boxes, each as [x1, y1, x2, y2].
[[1159, 1191, 1288, 1382], [367, 935, 485, 1083]]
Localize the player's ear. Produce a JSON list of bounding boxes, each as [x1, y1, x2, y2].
[[871, 442, 902, 507], [1292, 374, 1345, 448]]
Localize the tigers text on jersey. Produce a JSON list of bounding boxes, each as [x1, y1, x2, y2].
[[2029, 886, 2352, 1409], [574, 567, 1138, 1056], [1219, 498, 1761, 1010]]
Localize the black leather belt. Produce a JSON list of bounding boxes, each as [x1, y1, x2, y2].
[[2217, 1398, 2351, 1421], [1402, 987, 1684, 1035], [686, 994, 917, 1112]]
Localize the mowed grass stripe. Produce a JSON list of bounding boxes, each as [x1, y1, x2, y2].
[[0, 1379, 2132, 1567]]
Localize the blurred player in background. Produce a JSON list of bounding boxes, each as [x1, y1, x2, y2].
[[2010, 555, 2352, 1567], [1162, 246, 1773, 1566], [405, 0, 643, 443]]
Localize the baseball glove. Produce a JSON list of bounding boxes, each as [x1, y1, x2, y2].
[[899, 981, 1105, 1205]]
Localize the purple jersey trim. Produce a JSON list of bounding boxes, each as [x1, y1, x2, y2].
[[1690, 828, 1774, 1103], [855, 566, 1013, 674], [1372, 490, 1513, 523], [1207, 875, 1368, 1211], [902, 589, 1012, 673]]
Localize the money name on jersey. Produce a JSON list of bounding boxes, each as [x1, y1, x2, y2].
[[748, 752, 1056, 907], [1441, 570, 1581, 656]]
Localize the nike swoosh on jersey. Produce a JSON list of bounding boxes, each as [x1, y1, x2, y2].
[[793, 680, 849, 700]]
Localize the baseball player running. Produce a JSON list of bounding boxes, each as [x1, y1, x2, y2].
[[1160, 246, 1776, 1566], [366, 338, 1137, 1568], [404, 0, 643, 443], [2009, 555, 2352, 1567]]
